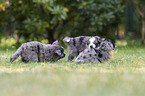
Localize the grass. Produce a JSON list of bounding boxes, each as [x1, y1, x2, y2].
[[0, 45, 145, 96]]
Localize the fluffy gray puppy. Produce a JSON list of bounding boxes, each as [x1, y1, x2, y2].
[[75, 37, 116, 63], [10, 40, 65, 62], [63, 36, 100, 61]]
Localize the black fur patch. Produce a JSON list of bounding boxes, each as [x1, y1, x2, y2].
[[98, 52, 102, 58], [73, 38, 76, 46], [89, 54, 92, 57], [94, 49, 98, 53], [71, 56, 74, 59], [83, 56, 86, 59], [95, 38, 101, 47], [37, 44, 40, 62], [49, 49, 51, 53], [30, 46, 33, 48], [98, 58, 101, 63], [79, 37, 84, 44], [95, 43, 99, 47]]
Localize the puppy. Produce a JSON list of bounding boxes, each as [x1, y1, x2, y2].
[[87, 37, 116, 51], [63, 36, 100, 61], [75, 37, 116, 63], [10, 40, 65, 62]]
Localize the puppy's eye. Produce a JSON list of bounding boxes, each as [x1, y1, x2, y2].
[[95, 43, 99, 47], [98, 41, 101, 44], [55, 50, 61, 55], [61, 49, 64, 52], [102, 44, 105, 47], [87, 41, 90, 45]]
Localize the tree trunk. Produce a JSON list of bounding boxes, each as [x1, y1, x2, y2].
[[142, 18, 145, 44], [125, 0, 134, 35], [5, 21, 12, 38], [46, 28, 55, 44]]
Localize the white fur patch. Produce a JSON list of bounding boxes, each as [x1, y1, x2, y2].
[[66, 39, 70, 42], [63, 37, 71, 43], [89, 37, 95, 42], [89, 37, 96, 49]]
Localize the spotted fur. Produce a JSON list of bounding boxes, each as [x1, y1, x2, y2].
[[10, 40, 65, 62], [75, 38, 116, 63], [63, 36, 100, 61]]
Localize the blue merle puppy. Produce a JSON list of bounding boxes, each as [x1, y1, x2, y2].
[[10, 40, 65, 62], [63, 36, 100, 61], [74, 37, 116, 63]]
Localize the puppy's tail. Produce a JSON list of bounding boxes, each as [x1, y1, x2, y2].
[[63, 37, 71, 43], [10, 46, 23, 62]]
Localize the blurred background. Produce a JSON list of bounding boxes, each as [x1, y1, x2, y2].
[[0, 0, 144, 48]]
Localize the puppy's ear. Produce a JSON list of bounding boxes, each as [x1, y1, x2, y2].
[[52, 40, 59, 45], [98, 38, 105, 43], [63, 37, 71, 43], [106, 39, 117, 50], [101, 38, 105, 41]]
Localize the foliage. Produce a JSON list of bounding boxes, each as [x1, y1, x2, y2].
[[0, 37, 16, 48], [0, 37, 50, 49], [0, 0, 68, 43], [0, 0, 124, 44], [66, 0, 124, 39]]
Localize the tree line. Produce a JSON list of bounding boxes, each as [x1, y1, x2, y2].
[[2, 0, 143, 45]]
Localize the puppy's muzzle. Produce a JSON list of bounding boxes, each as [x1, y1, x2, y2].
[[62, 53, 65, 58], [89, 44, 95, 49]]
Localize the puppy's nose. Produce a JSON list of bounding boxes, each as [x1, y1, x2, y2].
[[90, 45, 93, 48]]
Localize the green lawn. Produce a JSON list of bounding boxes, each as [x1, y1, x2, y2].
[[0, 45, 145, 96]]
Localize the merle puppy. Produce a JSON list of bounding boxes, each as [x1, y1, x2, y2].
[[74, 37, 116, 63], [10, 40, 65, 62], [63, 36, 100, 61]]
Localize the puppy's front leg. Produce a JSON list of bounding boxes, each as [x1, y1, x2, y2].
[[68, 55, 75, 61], [68, 52, 78, 61]]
